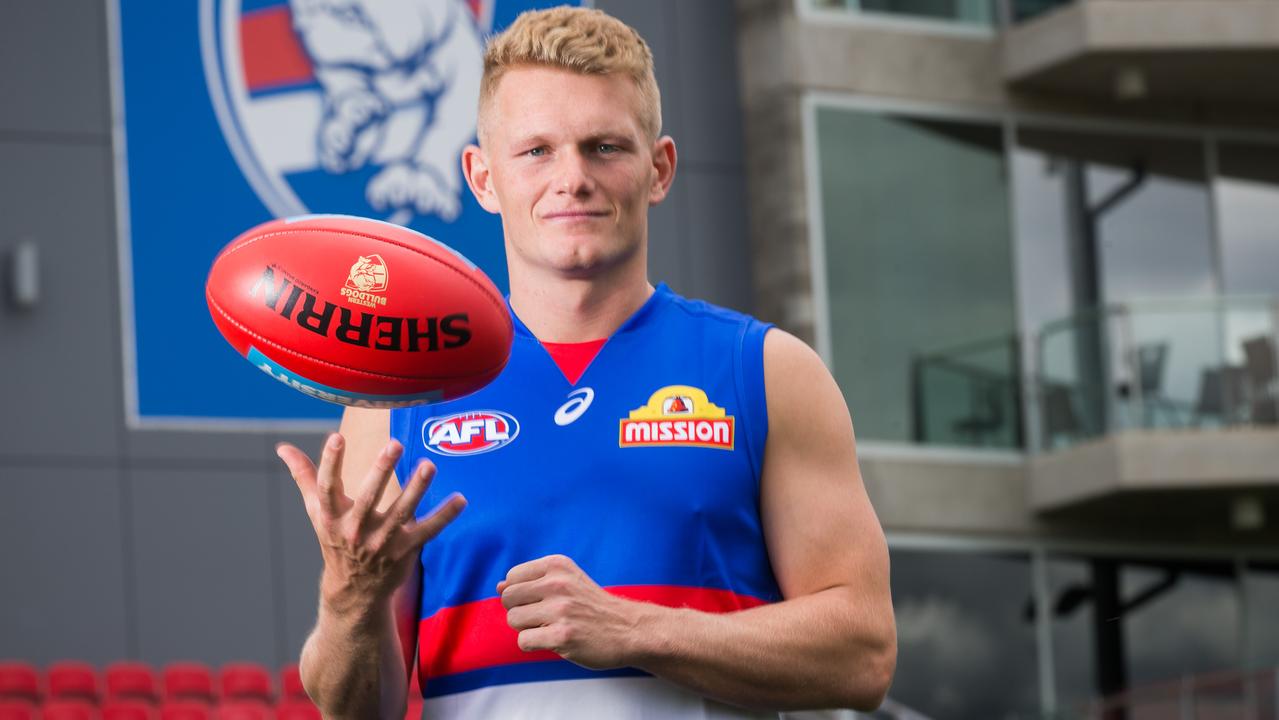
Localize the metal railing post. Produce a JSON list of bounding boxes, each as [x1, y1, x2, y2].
[[1116, 304, 1137, 432]]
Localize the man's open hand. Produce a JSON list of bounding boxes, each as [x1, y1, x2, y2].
[[498, 554, 650, 670], [278, 434, 466, 616]]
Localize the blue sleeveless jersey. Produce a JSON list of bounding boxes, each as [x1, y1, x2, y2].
[[390, 284, 784, 716]]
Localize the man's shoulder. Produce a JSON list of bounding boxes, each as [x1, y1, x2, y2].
[[659, 286, 772, 335]]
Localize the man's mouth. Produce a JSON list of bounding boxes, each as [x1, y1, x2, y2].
[[542, 209, 611, 221]]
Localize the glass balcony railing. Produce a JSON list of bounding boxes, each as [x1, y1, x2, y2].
[[911, 334, 1024, 449], [1036, 297, 1279, 451]]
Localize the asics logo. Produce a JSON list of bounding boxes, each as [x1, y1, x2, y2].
[[554, 388, 595, 426]]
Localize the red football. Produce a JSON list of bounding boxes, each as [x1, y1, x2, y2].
[[205, 214, 512, 407]]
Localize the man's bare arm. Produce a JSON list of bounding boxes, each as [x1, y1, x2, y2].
[[279, 407, 466, 720], [499, 330, 896, 711]]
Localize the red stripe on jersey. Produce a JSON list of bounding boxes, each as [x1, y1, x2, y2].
[[241, 7, 315, 91], [418, 586, 767, 682]]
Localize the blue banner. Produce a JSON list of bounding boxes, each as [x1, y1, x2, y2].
[[111, 0, 580, 426]]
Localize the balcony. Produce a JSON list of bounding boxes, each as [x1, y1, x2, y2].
[[1030, 296, 1279, 517], [1001, 0, 1279, 107]]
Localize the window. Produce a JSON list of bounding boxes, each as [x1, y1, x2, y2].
[[1217, 141, 1279, 298], [1013, 126, 1221, 443], [889, 547, 1040, 718], [1010, 0, 1073, 23], [814, 107, 1018, 447], [1243, 561, 1279, 670], [809, 0, 997, 28], [888, 543, 1275, 718], [1046, 554, 1241, 714]]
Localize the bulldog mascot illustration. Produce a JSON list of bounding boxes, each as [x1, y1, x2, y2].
[[289, 0, 484, 221]]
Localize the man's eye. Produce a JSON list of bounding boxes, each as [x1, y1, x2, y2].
[[527, 147, 547, 157], [597, 144, 620, 154]]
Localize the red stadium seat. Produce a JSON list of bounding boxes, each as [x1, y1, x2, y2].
[[0, 663, 39, 701], [216, 701, 270, 720], [162, 664, 214, 703], [101, 699, 156, 720], [277, 665, 306, 701], [274, 700, 320, 720], [105, 663, 159, 702], [218, 665, 271, 703], [157, 700, 212, 720], [47, 662, 99, 701], [0, 699, 37, 720], [42, 699, 99, 720]]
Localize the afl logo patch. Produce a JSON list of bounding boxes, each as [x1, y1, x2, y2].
[[423, 410, 519, 456]]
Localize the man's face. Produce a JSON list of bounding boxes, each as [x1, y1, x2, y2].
[[465, 65, 675, 280]]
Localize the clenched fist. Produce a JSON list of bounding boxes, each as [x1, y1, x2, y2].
[[499, 554, 653, 670]]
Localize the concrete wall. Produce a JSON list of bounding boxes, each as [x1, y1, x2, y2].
[[0, 0, 752, 667]]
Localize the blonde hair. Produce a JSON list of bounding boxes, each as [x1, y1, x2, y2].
[[477, 7, 662, 143]]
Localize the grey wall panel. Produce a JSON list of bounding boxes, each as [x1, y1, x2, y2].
[[0, 1, 110, 137], [0, 464, 130, 665], [646, 176, 689, 295], [0, 141, 121, 460], [673, 0, 747, 171], [125, 429, 271, 467], [129, 467, 281, 666], [594, 0, 685, 143], [275, 467, 322, 664], [684, 171, 753, 312], [592, 0, 750, 309], [269, 432, 333, 459]]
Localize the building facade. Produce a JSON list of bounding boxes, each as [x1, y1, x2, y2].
[[735, 0, 1279, 717]]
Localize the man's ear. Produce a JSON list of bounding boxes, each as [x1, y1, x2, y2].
[[462, 143, 501, 214], [648, 135, 677, 206]]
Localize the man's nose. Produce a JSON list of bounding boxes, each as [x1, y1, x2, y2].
[[555, 149, 596, 196]]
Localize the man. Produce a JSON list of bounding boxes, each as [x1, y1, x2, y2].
[[275, 7, 895, 719]]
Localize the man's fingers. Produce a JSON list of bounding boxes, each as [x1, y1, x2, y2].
[[505, 600, 554, 631], [389, 459, 437, 525], [516, 626, 559, 654], [276, 443, 317, 489], [353, 440, 403, 520], [406, 493, 467, 547], [503, 555, 562, 589], [276, 443, 320, 517], [499, 577, 546, 610], [315, 433, 346, 517]]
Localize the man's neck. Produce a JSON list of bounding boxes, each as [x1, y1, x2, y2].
[[508, 263, 654, 343]]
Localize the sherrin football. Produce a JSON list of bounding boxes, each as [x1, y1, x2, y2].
[[205, 214, 512, 407]]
